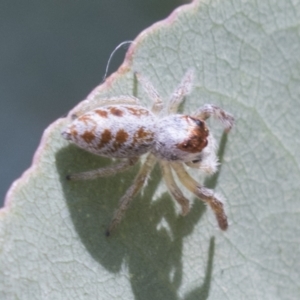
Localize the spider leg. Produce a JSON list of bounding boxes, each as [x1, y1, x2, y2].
[[168, 69, 194, 114], [171, 162, 228, 230], [106, 154, 157, 236], [160, 160, 190, 216], [134, 72, 163, 114], [70, 96, 141, 119], [193, 104, 234, 132], [185, 160, 218, 174], [66, 157, 139, 181]]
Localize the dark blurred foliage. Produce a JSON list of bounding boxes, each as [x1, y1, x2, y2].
[[0, 0, 187, 205]]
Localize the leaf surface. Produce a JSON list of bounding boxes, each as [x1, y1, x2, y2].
[[1, 0, 300, 299]]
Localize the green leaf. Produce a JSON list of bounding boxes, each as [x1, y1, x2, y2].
[[1, 0, 300, 299]]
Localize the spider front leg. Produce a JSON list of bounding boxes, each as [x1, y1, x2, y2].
[[168, 69, 194, 114], [106, 154, 157, 236], [66, 157, 139, 181], [160, 160, 190, 216], [193, 104, 234, 132], [134, 72, 164, 114], [171, 162, 228, 230]]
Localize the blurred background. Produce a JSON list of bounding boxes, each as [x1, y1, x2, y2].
[[0, 0, 188, 206]]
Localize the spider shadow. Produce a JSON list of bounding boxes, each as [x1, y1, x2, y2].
[[55, 132, 228, 300]]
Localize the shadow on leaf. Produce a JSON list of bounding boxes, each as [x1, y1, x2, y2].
[[55, 132, 227, 299]]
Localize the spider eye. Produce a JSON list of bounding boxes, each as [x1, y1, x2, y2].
[[192, 159, 201, 163], [193, 118, 209, 134], [194, 119, 203, 127]]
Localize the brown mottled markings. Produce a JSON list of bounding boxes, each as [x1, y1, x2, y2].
[[81, 130, 96, 143], [78, 115, 91, 124], [70, 125, 78, 137], [133, 127, 154, 145], [176, 116, 209, 153], [110, 107, 123, 117], [95, 109, 108, 118], [98, 129, 112, 149], [115, 129, 129, 143], [112, 129, 129, 151], [126, 107, 150, 117], [78, 114, 97, 126]]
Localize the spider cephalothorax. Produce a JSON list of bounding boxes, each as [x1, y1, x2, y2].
[[62, 70, 234, 236]]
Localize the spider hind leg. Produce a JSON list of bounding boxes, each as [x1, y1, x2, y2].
[[106, 154, 157, 236], [66, 157, 139, 181]]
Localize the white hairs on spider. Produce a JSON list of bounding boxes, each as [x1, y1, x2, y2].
[[62, 69, 234, 236]]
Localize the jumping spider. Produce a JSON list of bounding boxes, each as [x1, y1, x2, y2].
[[62, 70, 234, 236]]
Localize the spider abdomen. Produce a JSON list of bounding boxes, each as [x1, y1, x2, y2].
[[62, 105, 156, 158]]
